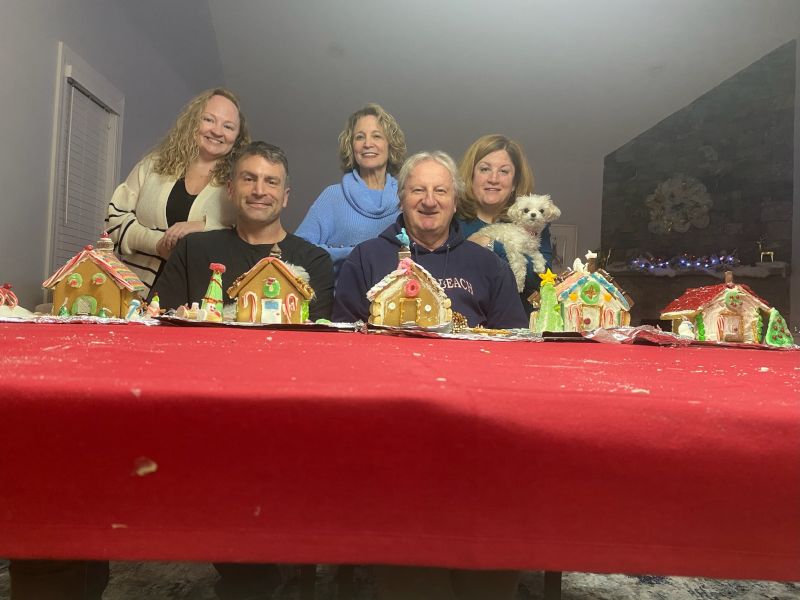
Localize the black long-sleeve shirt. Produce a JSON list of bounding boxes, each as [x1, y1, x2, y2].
[[151, 228, 334, 321]]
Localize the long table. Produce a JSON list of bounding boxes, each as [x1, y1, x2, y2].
[[0, 322, 798, 582]]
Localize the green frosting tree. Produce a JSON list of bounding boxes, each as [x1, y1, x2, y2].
[[764, 308, 793, 348], [534, 269, 563, 333], [695, 313, 705, 341], [201, 263, 226, 313]]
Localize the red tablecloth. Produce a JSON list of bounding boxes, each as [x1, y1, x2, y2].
[[0, 323, 798, 581]]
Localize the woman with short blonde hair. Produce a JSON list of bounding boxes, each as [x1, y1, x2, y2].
[[295, 103, 407, 273]]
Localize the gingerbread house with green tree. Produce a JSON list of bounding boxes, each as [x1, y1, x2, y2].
[[660, 271, 789, 345]]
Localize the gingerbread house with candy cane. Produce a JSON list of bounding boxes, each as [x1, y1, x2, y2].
[[43, 233, 146, 318], [367, 257, 452, 329], [660, 272, 772, 344], [226, 254, 314, 324], [547, 253, 633, 332]]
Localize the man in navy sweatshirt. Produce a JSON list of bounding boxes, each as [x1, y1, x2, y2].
[[333, 150, 527, 329]]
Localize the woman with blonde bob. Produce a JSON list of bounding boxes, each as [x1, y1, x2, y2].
[[456, 134, 552, 311], [106, 88, 250, 291], [296, 102, 406, 272]]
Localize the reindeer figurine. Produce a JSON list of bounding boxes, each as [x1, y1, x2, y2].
[[756, 236, 774, 263]]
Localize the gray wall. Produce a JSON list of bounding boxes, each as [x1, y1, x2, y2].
[[794, 38, 800, 331], [0, 1, 224, 308]]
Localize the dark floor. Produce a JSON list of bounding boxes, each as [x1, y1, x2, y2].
[[0, 561, 798, 600]]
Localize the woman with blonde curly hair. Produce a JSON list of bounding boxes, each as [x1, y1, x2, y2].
[[295, 102, 406, 273], [106, 88, 250, 291], [457, 134, 552, 313]]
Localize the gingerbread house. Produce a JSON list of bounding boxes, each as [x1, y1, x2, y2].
[[660, 272, 771, 343], [43, 234, 145, 318], [367, 257, 452, 329], [226, 254, 314, 324], [530, 254, 633, 332]]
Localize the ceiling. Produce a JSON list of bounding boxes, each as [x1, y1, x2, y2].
[[204, 0, 800, 229]]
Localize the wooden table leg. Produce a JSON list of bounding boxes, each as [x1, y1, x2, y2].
[[337, 564, 355, 600], [543, 570, 562, 600], [299, 564, 316, 600]]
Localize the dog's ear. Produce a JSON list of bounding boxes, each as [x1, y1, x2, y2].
[[544, 197, 561, 222], [506, 202, 522, 222]]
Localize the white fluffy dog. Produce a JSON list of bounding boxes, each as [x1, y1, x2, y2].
[[471, 194, 561, 292]]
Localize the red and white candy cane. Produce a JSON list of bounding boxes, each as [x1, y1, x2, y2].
[[1, 284, 17, 308], [283, 293, 298, 321], [242, 291, 259, 322]]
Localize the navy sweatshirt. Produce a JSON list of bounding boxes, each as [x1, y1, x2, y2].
[[332, 216, 528, 328]]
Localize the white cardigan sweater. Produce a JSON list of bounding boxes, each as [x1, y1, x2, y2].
[[105, 155, 235, 290]]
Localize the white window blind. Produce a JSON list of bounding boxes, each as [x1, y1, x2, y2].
[[51, 82, 114, 268], [47, 42, 123, 284]]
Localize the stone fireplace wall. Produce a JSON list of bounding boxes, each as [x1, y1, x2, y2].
[[601, 40, 795, 324]]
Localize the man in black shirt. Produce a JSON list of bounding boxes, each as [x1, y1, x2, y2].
[[151, 141, 333, 321]]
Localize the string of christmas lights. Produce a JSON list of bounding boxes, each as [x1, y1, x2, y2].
[[629, 251, 740, 272]]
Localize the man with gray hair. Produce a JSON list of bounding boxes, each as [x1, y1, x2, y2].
[[333, 150, 526, 328]]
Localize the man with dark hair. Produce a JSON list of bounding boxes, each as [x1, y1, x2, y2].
[[152, 141, 334, 322], [151, 142, 332, 598]]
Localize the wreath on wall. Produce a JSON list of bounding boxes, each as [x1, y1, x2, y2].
[[644, 174, 713, 234]]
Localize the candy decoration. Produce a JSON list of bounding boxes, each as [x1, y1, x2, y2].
[[125, 299, 141, 321], [98, 307, 112, 319], [395, 228, 411, 248], [201, 263, 226, 314], [1, 283, 18, 308], [397, 257, 414, 276], [301, 301, 310, 323], [67, 273, 83, 288], [724, 289, 743, 309], [58, 299, 70, 317], [404, 279, 420, 298], [285, 293, 299, 321], [715, 316, 724, 341], [91, 272, 107, 286], [263, 277, 281, 298], [580, 281, 601, 305], [764, 308, 793, 347], [695, 313, 706, 341], [205, 304, 223, 322], [243, 291, 259, 322], [147, 294, 161, 318], [677, 318, 695, 339]]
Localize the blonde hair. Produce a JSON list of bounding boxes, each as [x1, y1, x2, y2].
[[338, 103, 406, 176], [456, 134, 534, 221], [152, 88, 251, 185]]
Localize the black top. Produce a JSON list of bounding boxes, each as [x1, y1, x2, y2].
[[165, 179, 197, 226], [150, 228, 334, 321]]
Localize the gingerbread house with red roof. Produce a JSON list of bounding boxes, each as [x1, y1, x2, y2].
[[660, 272, 771, 343], [43, 233, 146, 318], [226, 250, 315, 324], [367, 257, 452, 329]]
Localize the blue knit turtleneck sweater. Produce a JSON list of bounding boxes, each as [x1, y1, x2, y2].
[[295, 169, 400, 272]]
